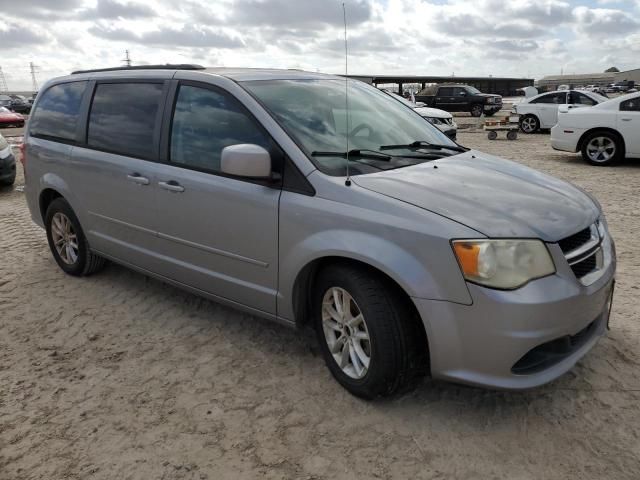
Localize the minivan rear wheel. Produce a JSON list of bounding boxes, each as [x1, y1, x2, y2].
[[45, 197, 106, 276], [313, 264, 427, 399]]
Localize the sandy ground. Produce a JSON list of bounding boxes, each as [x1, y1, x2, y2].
[[1, 132, 639, 480]]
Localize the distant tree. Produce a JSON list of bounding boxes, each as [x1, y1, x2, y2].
[[605, 67, 620, 73]]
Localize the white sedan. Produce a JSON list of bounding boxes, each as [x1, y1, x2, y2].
[[551, 92, 640, 166], [384, 91, 458, 140], [514, 90, 607, 133]]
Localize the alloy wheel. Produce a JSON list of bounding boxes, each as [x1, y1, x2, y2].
[[586, 136, 616, 163], [321, 287, 371, 379], [521, 116, 537, 133], [51, 212, 79, 265]]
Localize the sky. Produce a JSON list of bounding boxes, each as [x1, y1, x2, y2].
[[1, 0, 639, 90]]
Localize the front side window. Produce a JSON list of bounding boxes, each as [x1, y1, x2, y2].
[[620, 97, 640, 111], [169, 85, 270, 173], [570, 92, 596, 106], [452, 87, 467, 97], [243, 79, 457, 176], [88, 83, 163, 159], [30, 81, 87, 141]]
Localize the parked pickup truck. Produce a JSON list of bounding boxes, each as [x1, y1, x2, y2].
[[415, 84, 503, 117]]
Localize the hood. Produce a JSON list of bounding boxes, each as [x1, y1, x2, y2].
[[477, 93, 502, 99], [0, 112, 22, 120], [414, 106, 452, 119], [352, 151, 599, 241]]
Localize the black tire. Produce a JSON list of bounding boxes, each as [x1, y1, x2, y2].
[[45, 197, 106, 276], [507, 130, 518, 141], [470, 104, 483, 117], [519, 114, 539, 134], [487, 131, 498, 140], [313, 264, 428, 399], [580, 131, 623, 166]]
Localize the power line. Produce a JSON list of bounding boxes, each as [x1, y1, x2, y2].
[[122, 50, 132, 67], [29, 62, 39, 91], [0, 66, 8, 93]]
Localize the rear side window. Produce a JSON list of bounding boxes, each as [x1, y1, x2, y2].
[[169, 85, 269, 173], [30, 81, 87, 141], [88, 83, 163, 159], [438, 87, 453, 96]]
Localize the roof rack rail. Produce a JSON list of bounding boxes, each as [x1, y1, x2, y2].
[[71, 64, 206, 75]]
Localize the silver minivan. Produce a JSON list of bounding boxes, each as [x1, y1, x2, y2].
[[24, 66, 616, 398]]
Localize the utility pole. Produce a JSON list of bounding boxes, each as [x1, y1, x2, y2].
[[123, 50, 132, 67], [30, 62, 39, 91], [0, 66, 8, 93]]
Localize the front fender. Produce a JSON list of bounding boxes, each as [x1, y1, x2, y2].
[[277, 228, 473, 322]]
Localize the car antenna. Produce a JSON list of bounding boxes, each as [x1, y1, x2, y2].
[[342, 2, 351, 187]]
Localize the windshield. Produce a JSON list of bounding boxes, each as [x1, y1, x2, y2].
[[589, 92, 608, 103], [243, 79, 457, 176], [466, 86, 481, 95]]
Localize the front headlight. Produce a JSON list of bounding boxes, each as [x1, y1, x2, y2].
[[423, 116, 435, 124], [487, 97, 495, 104], [452, 239, 555, 290]]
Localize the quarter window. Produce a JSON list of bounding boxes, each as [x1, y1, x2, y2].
[[88, 83, 164, 159], [30, 81, 87, 141], [620, 98, 640, 111], [169, 85, 269, 173]]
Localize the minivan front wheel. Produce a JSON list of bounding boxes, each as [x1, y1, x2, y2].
[[45, 198, 106, 276], [313, 264, 427, 399]]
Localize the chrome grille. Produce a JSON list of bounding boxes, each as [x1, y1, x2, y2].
[[560, 222, 603, 284], [558, 227, 591, 253]]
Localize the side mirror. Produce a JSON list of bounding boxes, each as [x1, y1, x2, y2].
[[221, 144, 272, 179], [459, 91, 466, 96]]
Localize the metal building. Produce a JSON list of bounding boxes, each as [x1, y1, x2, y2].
[[347, 75, 534, 96]]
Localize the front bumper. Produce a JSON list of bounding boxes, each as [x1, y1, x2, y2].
[[413, 233, 616, 389], [0, 151, 16, 182], [550, 125, 584, 153], [436, 125, 457, 141]]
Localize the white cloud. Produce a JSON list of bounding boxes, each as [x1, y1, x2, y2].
[[0, 0, 639, 90]]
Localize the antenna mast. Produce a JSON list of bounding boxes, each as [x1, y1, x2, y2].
[[343, 2, 351, 186]]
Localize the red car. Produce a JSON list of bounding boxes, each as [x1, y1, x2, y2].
[[0, 107, 25, 128]]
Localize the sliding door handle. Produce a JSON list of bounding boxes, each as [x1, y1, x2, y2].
[[159, 181, 185, 193]]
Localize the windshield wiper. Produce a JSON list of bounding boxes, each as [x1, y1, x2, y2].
[[379, 141, 467, 153], [311, 149, 392, 160]]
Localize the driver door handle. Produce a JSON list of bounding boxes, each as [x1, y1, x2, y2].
[[159, 180, 185, 193], [621, 118, 632, 121]]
